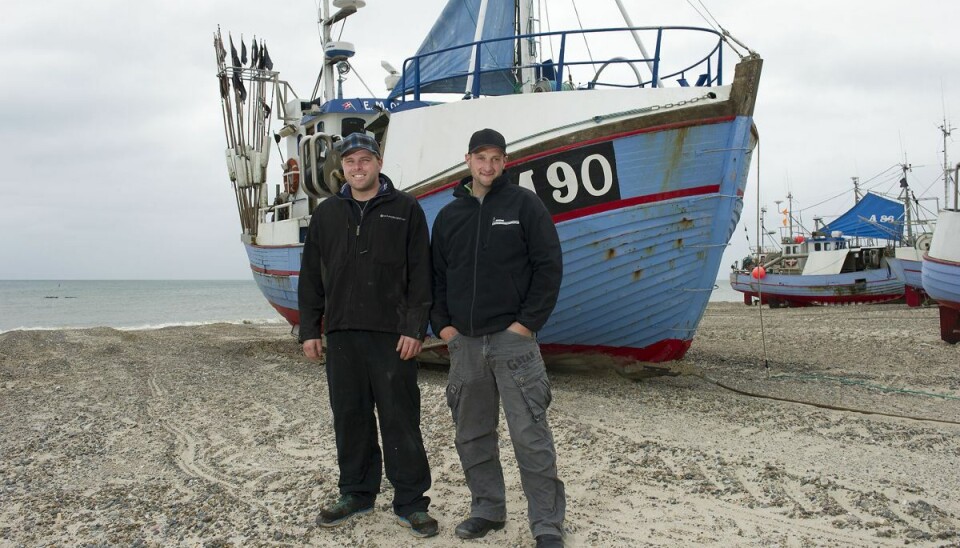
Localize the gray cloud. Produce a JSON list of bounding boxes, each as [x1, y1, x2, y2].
[[2, 0, 959, 279]]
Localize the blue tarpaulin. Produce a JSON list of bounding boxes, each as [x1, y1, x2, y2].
[[820, 192, 904, 241], [389, 0, 516, 99]]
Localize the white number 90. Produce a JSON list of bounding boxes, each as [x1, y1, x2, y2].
[[517, 154, 614, 205]]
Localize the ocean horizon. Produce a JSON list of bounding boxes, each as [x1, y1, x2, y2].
[[0, 278, 741, 333]]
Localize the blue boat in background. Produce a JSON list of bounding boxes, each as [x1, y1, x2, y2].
[[730, 192, 905, 307], [922, 190, 960, 343], [213, 0, 763, 375]]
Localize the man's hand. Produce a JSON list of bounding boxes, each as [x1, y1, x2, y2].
[[506, 322, 533, 338], [302, 338, 323, 361], [438, 326, 460, 342], [396, 335, 423, 361]]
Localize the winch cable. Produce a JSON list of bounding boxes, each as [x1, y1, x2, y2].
[[685, 0, 718, 32], [752, 136, 770, 378], [569, 0, 596, 69], [663, 362, 960, 427]]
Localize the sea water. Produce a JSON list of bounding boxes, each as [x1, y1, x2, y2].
[[0, 278, 740, 333], [0, 280, 281, 333]]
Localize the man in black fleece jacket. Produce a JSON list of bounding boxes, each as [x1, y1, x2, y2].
[[431, 129, 566, 548], [298, 132, 437, 538]]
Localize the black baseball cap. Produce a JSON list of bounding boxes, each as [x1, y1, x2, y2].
[[467, 128, 506, 154]]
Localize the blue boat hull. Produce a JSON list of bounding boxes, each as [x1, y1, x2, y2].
[[887, 257, 923, 289], [920, 209, 960, 343], [244, 244, 301, 325], [922, 256, 960, 311], [729, 266, 904, 307], [888, 256, 927, 307]]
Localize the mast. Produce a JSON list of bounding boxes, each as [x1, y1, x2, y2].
[[787, 192, 794, 239], [319, 0, 364, 102], [900, 164, 913, 245], [940, 117, 954, 208], [517, 0, 536, 93], [851, 176, 860, 203], [612, 0, 659, 87], [465, 0, 491, 95], [321, 0, 335, 103]]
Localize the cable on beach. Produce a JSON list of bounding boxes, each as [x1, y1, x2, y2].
[[770, 373, 960, 401], [666, 363, 960, 427]]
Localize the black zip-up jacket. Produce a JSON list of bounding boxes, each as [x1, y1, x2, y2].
[[298, 174, 432, 342], [430, 172, 562, 336]]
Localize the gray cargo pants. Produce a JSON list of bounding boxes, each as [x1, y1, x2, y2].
[[445, 329, 565, 538]]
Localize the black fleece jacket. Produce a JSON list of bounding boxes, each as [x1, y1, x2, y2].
[[298, 174, 432, 342], [430, 172, 562, 336]]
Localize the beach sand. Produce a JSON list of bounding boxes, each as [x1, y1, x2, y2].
[[1, 302, 958, 546]]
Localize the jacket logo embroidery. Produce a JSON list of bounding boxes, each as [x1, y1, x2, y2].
[[491, 218, 520, 226], [380, 214, 407, 221]]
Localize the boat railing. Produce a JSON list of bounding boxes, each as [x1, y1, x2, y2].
[[216, 66, 300, 121], [259, 201, 293, 223], [392, 26, 725, 102]]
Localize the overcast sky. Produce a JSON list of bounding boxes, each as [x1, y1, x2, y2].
[[2, 0, 959, 280]]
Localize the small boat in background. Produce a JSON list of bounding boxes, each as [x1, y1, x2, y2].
[[212, 0, 763, 374], [882, 165, 937, 307], [730, 191, 905, 307]]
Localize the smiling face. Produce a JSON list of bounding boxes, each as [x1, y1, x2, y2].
[[341, 149, 383, 199], [464, 146, 506, 197]]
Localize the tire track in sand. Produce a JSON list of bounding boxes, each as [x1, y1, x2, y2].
[[147, 373, 274, 517]]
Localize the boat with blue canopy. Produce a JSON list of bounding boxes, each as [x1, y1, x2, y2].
[[730, 191, 907, 307]]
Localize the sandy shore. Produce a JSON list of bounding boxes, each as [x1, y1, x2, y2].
[[1, 302, 958, 547]]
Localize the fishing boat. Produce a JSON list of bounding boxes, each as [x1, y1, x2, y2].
[[212, 0, 763, 373], [887, 127, 954, 307], [730, 192, 905, 307], [921, 167, 960, 343]]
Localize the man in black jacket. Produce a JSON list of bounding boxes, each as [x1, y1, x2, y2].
[[431, 129, 566, 548], [298, 132, 437, 538]]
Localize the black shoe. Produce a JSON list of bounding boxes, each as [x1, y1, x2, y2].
[[316, 494, 374, 527], [455, 517, 505, 539], [536, 533, 564, 548], [397, 511, 439, 538]]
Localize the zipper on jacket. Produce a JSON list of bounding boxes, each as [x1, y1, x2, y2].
[[353, 199, 374, 258], [345, 198, 372, 314], [469, 199, 483, 335]]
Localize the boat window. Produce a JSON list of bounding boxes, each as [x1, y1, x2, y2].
[[342, 117, 366, 137], [825, 243, 832, 250], [814, 243, 821, 251]]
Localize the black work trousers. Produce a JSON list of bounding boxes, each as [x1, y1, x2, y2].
[[324, 330, 431, 516]]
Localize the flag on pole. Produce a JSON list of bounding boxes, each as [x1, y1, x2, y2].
[[229, 33, 246, 102], [219, 73, 230, 99], [229, 34, 240, 68], [214, 33, 226, 65], [251, 40, 260, 68], [241, 38, 247, 65], [261, 42, 274, 71]]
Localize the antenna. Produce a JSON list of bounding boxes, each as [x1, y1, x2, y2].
[[939, 116, 954, 207], [901, 163, 914, 244]]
